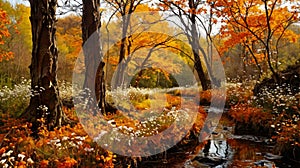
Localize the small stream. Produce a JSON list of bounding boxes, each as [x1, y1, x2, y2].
[[137, 113, 300, 168], [185, 129, 283, 167], [183, 114, 299, 168]]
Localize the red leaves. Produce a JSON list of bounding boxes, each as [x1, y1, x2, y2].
[[0, 8, 14, 62], [229, 104, 272, 123]]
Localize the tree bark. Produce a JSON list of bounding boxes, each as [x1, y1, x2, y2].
[[21, 0, 69, 132], [189, 4, 209, 91], [82, 0, 107, 114], [114, 7, 132, 89]]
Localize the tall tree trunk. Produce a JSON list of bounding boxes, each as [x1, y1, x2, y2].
[[263, 0, 279, 83], [82, 0, 106, 113], [193, 50, 209, 91], [114, 14, 132, 89], [189, 8, 209, 91], [21, 0, 68, 132]]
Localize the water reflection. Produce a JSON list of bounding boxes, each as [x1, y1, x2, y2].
[[185, 132, 299, 168], [190, 139, 232, 167], [137, 133, 299, 168], [137, 114, 299, 168]]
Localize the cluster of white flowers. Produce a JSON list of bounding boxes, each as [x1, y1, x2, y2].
[[0, 150, 34, 167], [46, 134, 91, 152], [227, 78, 299, 135], [1, 150, 13, 158], [0, 79, 81, 115], [59, 81, 81, 100], [0, 79, 31, 101], [253, 84, 299, 114], [103, 107, 190, 139], [47, 138, 62, 147], [226, 78, 299, 116], [226, 80, 254, 105], [0, 79, 31, 114], [0, 78, 81, 105], [37, 105, 48, 112]]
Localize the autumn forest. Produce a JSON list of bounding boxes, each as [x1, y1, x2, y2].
[[0, 0, 299, 167]]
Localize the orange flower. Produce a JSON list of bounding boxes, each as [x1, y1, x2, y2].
[[96, 155, 101, 161], [0, 147, 6, 155], [16, 161, 27, 168], [57, 157, 77, 168], [40, 160, 49, 168]]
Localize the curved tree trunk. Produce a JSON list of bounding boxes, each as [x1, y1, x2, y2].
[[21, 0, 69, 133]]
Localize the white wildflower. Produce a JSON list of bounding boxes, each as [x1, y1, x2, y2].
[[3, 150, 13, 157], [18, 154, 25, 161], [50, 139, 60, 144], [77, 141, 83, 146], [62, 136, 69, 141], [84, 147, 94, 152], [27, 158, 34, 164], [9, 157, 15, 162], [271, 125, 275, 128], [0, 159, 6, 164], [68, 141, 77, 147], [75, 136, 85, 141]]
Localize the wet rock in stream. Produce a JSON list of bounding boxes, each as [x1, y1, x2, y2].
[[191, 156, 227, 167]]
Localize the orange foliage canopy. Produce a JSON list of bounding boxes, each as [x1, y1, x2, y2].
[[0, 8, 13, 62], [212, 0, 299, 64]]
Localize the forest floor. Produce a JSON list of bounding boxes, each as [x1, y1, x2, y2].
[[0, 79, 299, 167]]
